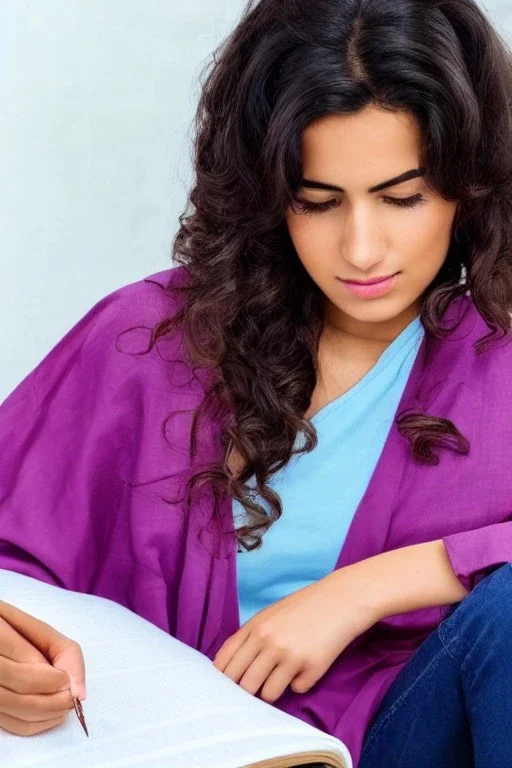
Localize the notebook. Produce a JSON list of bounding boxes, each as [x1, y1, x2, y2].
[[0, 569, 353, 768]]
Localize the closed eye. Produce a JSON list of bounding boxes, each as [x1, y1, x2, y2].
[[293, 193, 427, 214]]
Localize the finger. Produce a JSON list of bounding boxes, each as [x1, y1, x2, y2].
[[0, 617, 48, 664], [0, 618, 72, 695], [290, 668, 318, 695], [0, 657, 72, 696], [0, 602, 62, 657], [238, 649, 279, 696], [0, 686, 74, 723], [213, 628, 249, 673], [0, 603, 87, 700], [221, 636, 261, 684], [259, 660, 300, 704], [0, 710, 67, 736]]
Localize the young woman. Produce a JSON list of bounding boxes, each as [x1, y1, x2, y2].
[[1, 0, 512, 765]]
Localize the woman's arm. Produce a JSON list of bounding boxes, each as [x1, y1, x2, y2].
[[328, 539, 470, 624]]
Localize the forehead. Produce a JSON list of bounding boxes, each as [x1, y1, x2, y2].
[[300, 105, 422, 187]]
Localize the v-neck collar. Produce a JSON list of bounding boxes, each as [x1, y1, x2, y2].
[[310, 314, 424, 426]]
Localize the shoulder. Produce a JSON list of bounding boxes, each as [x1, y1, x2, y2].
[[435, 291, 512, 386], [76, 265, 190, 350], [457, 292, 512, 351], [29, 266, 192, 395], [0, 266, 196, 418]]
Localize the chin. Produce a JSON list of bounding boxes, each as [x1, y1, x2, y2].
[[341, 298, 407, 323]]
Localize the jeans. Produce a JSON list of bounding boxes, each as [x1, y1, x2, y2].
[[357, 561, 512, 768]]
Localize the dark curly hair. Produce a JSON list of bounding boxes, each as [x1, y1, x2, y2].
[[148, 0, 512, 552]]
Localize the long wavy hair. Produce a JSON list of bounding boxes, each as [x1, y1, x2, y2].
[[149, 0, 512, 552]]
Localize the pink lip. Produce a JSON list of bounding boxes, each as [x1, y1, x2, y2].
[[343, 274, 398, 286], [337, 273, 399, 299]]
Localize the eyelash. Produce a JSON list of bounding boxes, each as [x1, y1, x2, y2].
[[295, 194, 427, 214]]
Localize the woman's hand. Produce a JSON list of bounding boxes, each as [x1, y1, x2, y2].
[[0, 599, 86, 736], [212, 567, 377, 704]]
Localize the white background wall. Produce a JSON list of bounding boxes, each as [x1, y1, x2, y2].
[[1, 1, 511, 401]]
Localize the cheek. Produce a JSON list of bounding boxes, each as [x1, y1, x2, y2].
[[286, 214, 334, 262], [400, 223, 456, 297], [404, 208, 455, 265]]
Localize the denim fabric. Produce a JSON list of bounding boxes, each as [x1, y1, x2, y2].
[[358, 562, 512, 768]]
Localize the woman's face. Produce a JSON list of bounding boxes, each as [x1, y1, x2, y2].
[[285, 103, 459, 342]]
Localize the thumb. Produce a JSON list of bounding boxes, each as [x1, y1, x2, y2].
[[52, 645, 87, 701], [0, 600, 87, 700]]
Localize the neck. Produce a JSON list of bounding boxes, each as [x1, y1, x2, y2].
[[319, 301, 421, 365], [323, 300, 421, 348]]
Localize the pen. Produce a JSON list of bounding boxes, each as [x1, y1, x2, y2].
[[73, 697, 89, 737]]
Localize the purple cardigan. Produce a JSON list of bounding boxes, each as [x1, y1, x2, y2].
[[2, 265, 512, 766]]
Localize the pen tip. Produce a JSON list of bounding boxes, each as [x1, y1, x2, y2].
[[73, 697, 89, 737]]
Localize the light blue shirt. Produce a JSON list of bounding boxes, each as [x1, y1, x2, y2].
[[234, 314, 425, 626]]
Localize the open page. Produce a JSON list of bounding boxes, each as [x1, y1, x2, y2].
[[0, 570, 352, 768]]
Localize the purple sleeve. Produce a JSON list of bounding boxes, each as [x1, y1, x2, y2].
[[0, 281, 163, 592], [442, 521, 512, 592]]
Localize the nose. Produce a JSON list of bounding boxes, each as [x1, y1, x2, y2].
[[341, 207, 386, 275]]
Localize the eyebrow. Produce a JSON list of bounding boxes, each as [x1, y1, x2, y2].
[[301, 167, 426, 193]]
